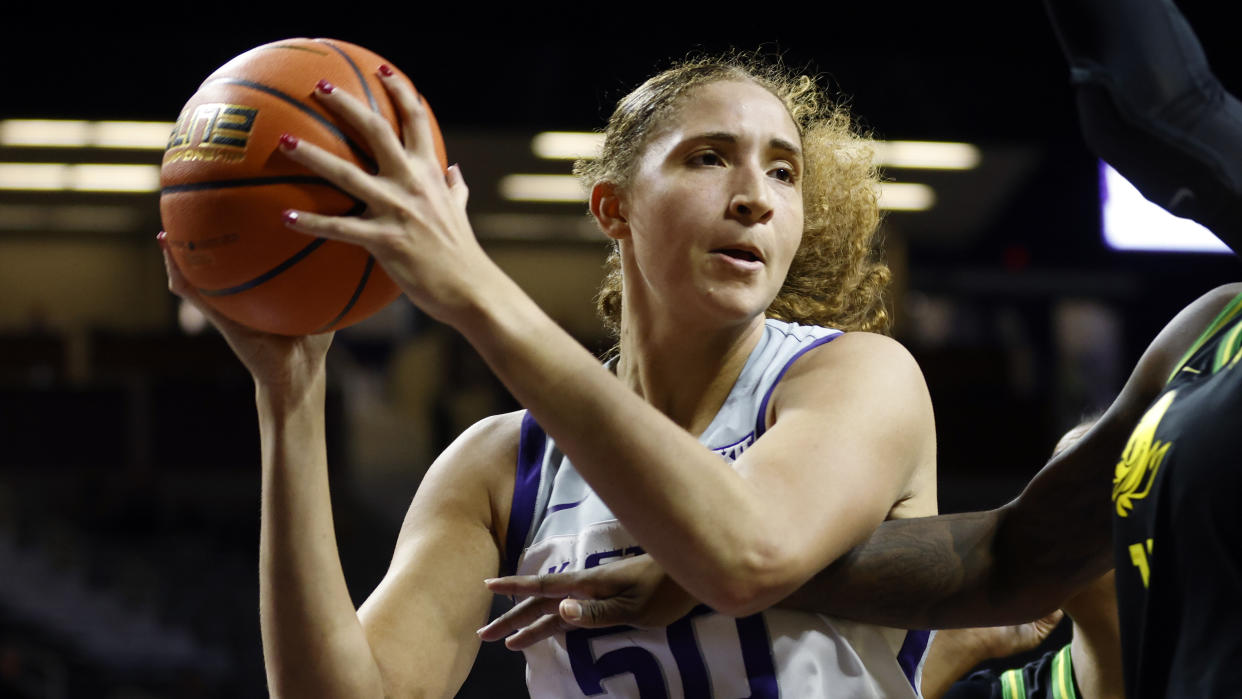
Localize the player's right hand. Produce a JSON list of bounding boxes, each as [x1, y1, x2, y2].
[[160, 233, 334, 391]]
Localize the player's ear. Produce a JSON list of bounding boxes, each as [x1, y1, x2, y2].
[[590, 181, 629, 241]]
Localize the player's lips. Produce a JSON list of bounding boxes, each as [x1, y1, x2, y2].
[[710, 246, 764, 264], [710, 245, 765, 270]]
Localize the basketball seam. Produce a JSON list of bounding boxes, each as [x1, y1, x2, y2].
[[315, 255, 377, 333], [201, 76, 377, 171], [162, 174, 349, 194], [197, 237, 328, 297], [264, 44, 330, 57], [317, 40, 380, 113], [189, 199, 364, 299]]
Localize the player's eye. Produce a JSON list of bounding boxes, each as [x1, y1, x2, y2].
[[769, 166, 796, 183], [689, 151, 724, 167]]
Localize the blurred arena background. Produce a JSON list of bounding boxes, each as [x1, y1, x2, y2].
[[2, 5, 1239, 696]]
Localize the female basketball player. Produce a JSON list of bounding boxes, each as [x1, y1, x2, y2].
[[162, 54, 938, 696], [479, 1, 1242, 697]]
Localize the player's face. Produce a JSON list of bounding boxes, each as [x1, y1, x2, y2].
[[620, 80, 804, 329]]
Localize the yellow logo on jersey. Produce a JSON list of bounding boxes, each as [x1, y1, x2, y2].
[[1129, 539, 1155, 588], [1113, 390, 1176, 517]]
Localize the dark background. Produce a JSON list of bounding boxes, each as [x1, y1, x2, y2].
[[2, 4, 1240, 697]]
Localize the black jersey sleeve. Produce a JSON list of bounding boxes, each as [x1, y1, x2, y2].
[[1043, 0, 1242, 251]]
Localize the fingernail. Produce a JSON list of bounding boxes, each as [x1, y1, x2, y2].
[[483, 578, 497, 585], [561, 600, 582, 621], [377, 64, 394, 77], [279, 133, 299, 150], [283, 210, 300, 225], [316, 79, 336, 94]]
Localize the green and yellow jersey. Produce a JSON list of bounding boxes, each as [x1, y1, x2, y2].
[[1113, 290, 1242, 698], [945, 644, 1080, 699]]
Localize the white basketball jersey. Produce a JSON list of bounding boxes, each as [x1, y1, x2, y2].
[[503, 319, 930, 698]]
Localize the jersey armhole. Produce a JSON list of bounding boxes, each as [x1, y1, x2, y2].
[[503, 412, 546, 576], [1167, 290, 1242, 383], [753, 331, 843, 439]]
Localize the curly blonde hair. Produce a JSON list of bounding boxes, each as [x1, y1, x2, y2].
[[578, 52, 892, 336]]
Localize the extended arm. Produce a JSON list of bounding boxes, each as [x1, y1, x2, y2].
[[783, 283, 1242, 627]]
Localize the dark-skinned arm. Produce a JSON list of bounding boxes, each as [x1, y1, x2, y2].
[[781, 283, 1242, 628]]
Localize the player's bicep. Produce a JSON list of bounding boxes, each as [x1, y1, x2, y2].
[[357, 412, 520, 698], [735, 334, 936, 572]]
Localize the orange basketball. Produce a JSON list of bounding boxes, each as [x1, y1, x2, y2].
[[159, 38, 446, 336]]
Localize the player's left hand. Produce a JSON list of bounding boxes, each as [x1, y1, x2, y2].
[[917, 610, 1066, 699], [478, 554, 697, 649], [970, 610, 1065, 659]]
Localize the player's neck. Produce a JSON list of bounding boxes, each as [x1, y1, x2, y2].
[[616, 316, 765, 434]]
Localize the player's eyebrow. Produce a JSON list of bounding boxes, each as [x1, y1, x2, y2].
[[688, 132, 803, 160], [769, 137, 801, 159]]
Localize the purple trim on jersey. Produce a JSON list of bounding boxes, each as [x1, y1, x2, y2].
[[548, 496, 588, 514], [736, 613, 779, 697], [504, 412, 547, 576], [897, 629, 931, 691], [710, 432, 754, 453], [753, 331, 843, 438]]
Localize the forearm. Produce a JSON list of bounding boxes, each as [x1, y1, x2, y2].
[[784, 511, 1005, 629], [786, 485, 1109, 629], [257, 374, 385, 698]]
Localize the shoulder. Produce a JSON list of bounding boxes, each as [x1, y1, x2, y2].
[[1161, 282, 1242, 346], [1158, 282, 1242, 351], [1198, 281, 1242, 304], [424, 410, 523, 486], [765, 332, 933, 449], [774, 332, 935, 456], [1125, 282, 1242, 401], [782, 330, 926, 393], [410, 410, 524, 546], [807, 333, 937, 513], [448, 409, 525, 461], [766, 331, 936, 491]]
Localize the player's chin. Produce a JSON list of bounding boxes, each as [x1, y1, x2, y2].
[[698, 286, 778, 326]]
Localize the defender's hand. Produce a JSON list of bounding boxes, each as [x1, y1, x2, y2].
[[479, 554, 697, 650]]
